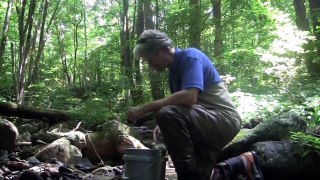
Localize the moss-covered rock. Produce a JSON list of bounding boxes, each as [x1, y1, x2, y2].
[[219, 111, 307, 160], [252, 141, 320, 179]]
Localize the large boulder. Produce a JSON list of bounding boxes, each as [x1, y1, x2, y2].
[[252, 141, 320, 179], [35, 137, 82, 164], [219, 111, 307, 160], [82, 120, 146, 164], [0, 119, 19, 151]]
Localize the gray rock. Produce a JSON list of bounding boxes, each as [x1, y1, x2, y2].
[[47, 131, 87, 150], [35, 137, 82, 164], [220, 111, 307, 160], [26, 156, 41, 165], [252, 141, 320, 179], [0, 119, 19, 151], [32, 129, 86, 150]]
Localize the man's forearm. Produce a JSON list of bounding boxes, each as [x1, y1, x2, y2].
[[141, 88, 198, 113]]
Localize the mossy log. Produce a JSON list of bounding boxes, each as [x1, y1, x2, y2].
[[0, 102, 71, 123]]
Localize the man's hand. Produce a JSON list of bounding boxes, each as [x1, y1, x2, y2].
[[127, 106, 147, 124], [153, 125, 161, 142]]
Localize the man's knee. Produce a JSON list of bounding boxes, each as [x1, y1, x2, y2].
[[156, 105, 180, 125]]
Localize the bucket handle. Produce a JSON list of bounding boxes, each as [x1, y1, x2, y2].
[[124, 159, 163, 179]]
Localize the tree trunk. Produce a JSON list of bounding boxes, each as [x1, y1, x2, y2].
[[0, 0, 13, 74], [309, 0, 320, 49], [144, 0, 164, 100], [293, 0, 310, 31], [73, 12, 82, 85], [11, 42, 16, 94], [27, 0, 43, 86], [31, 0, 59, 84], [212, 0, 223, 61], [120, 0, 134, 105], [83, 4, 88, 88], [307, 0, 320, 74], [155, 0, 159, 29], [16, 0, 37, 105], [56, 23, 71, 86], [131, 0, 144, 105], [189, 0, 201, 48], [0, 102, 70, 123]]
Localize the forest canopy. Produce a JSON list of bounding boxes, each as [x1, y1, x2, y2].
[[0, 0, 319, 128]]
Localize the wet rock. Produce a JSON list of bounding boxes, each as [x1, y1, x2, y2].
[[18, 145, 45, 160], [251, 141, 320, 180], [35, 138, 82, 164], [18, 171, 43, 180], [91, 165, 124, 176], [115, 135, 148, 155], [7, 160, 31, 171], [26, 156, 41, 165], [75, 158, 95, 172], [220, 111, 307, 160], [0, 118, 19, 151]]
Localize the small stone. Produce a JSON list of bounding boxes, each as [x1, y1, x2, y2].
[[26, 157, 41, 165]]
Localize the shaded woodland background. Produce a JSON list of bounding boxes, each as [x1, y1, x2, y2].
[[0, 0, 319, 131]]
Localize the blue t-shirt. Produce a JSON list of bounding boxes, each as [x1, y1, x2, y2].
[[169, 48, 222, 93]]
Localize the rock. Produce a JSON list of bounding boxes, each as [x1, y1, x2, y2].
[[47, 131, 87, 150], [97, 120, 140, 139], [26, 157, 41, 165], [18, 145, 45, 160], [7, 161, 31, 171], [91, 166, 114, 175], [74, 158, 95, 172], [0, 119, 19, 151], [32, 130, 86, 150], [81, 132, 116, 163], [48, 123, 72, 133], [220, 111, 307, 160], [71, 145, 82, 162], [91, 165, 124, 177], [31, 129, 58, 143], [82, 120, 144, 164], [35, 138, 82, 164], [17, 122, 42, 134], [251, 141, 320, 179], [115, 135, 148, 155], [17, 132, 32, 142]]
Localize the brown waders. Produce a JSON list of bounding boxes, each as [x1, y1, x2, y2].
[[156, 105, 240, 180]]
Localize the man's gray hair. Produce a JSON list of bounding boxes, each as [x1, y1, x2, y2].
[[133, 29, 173, 59]]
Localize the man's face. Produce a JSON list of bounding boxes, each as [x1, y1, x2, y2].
[[144, 50, 169, 72]]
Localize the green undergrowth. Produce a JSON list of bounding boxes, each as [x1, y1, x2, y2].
[[290, 132, 320, 156], [231, 78, 320, 131]]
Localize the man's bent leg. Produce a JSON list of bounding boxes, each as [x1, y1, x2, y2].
[[156, 106, 198, 179], [156, 105, 240, 180]]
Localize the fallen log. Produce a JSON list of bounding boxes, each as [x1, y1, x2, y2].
[[0, 102, 71, 123]]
